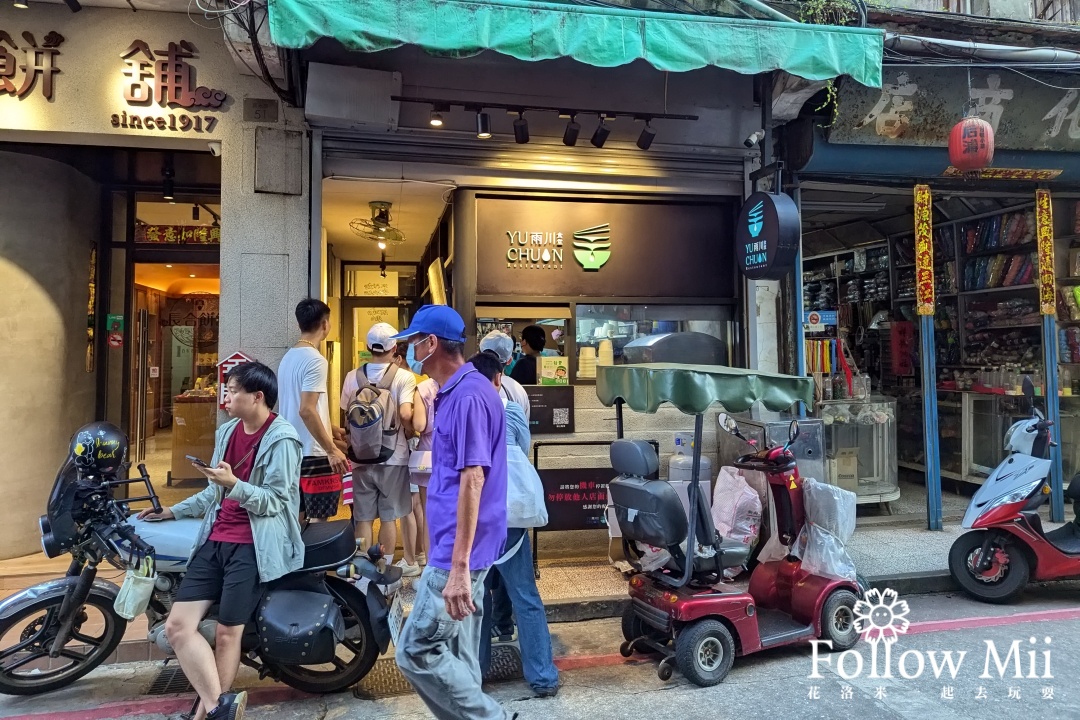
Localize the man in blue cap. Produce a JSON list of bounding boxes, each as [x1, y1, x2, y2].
[[390, 305, 513, 720]]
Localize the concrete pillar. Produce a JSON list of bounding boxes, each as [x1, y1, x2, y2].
[[216, 110, 311, 375], [0, 152, 100, 559]]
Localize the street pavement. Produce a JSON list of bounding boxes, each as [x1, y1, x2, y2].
[[3, 585, 1080, 720]]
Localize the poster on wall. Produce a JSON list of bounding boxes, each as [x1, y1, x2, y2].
[[525, 385, 574, 434], [353, 306, 399, 362]]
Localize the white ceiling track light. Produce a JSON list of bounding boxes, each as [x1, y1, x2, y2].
[[350, 200, 406, 249]]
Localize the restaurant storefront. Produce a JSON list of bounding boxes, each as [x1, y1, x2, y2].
[[283, 0, 884, 544], [0, 3, 309, 558]]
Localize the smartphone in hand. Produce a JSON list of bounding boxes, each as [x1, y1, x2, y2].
[[186, 455, 209, 468]]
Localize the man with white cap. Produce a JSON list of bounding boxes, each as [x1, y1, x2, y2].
[[479, 330, 531, 421], [340, 322, 418, 575]]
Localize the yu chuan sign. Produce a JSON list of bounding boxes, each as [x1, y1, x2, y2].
[[735, 192, 800, 280]]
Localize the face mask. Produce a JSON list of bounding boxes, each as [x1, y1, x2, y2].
[[411, 337, 436, 373], [405, 342, 425, 375]]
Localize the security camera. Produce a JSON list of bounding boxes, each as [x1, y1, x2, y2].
[[743, 130, 766, 149], [207, 141, 222, 157]]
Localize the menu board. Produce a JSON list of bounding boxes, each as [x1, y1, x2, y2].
[[525, 385, 574, 434]]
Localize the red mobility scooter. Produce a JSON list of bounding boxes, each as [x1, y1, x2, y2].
[[599, 363, 861, 686]]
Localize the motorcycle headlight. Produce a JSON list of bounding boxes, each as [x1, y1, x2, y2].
[[985, 479, 1043, 512]]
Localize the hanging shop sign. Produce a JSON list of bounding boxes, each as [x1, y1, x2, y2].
[[111, 39, 228, 135], [914, 185, 935, 316], [217, 351, 254, 409], [735, 192, 800, 280], [136, 225, 220, 244], [0, 29, 64, 101], [1036, 189, 1057, 315], [475, 195, 735, 299], [833, 68, 1080, 153]]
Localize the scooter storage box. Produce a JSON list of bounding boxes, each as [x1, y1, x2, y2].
[[300, 520, 355, 571]]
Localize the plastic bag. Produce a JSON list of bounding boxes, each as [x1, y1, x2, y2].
[[742, 470, 788, 563], [791, 478, 858, 582], [634, 542, 672, 572], [506, 445, 548, 528], [711, 467, 762, 578], [114, 555, 156, 621]]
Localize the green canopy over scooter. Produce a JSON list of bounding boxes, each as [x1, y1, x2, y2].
[[596, 363, 814, 415]]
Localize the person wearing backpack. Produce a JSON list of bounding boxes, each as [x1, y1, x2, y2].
[[339, 323, 418, 575], [469, 351, 559, 699]]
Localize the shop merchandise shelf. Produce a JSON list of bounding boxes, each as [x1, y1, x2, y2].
[[963, 242, 1037, 259], [959, 283, 1036, 295], [1057, 277, 1080, 286]]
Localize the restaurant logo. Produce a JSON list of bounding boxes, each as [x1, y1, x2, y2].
[[747, 200, 765, 238], [0, 29, 65, 101], [572, 223, 612, 271], [112, 39, 227, 135], [506, 230, 565, 269]]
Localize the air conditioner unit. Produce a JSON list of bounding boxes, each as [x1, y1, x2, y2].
[[305, 63, 401, 131]]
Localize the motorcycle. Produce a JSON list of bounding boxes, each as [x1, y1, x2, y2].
[[0, 443, 402, 696], [949, 375, 1080, 603]]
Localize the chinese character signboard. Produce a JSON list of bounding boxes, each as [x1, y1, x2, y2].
[[217, 351, 254, 409], [1036, 189, 1056, 315], [112, 38, 227, 135], [914, 185, 935, 316], [833, 68, 1080, 153], [0, 30, 64, 101], [136, 225, 220, 244]]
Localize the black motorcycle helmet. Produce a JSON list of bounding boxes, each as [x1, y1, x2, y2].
[[69, 422, 128, 477]]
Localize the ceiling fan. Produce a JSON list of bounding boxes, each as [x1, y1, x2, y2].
[[350, 201, 405, 250]]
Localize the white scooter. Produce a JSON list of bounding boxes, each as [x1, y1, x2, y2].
[[949, 376, 1080, 603]]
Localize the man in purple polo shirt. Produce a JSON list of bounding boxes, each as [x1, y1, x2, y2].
[[390, 305, 512, 720]]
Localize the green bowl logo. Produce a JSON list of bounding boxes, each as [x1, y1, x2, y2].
[[572, 223, 612, 271]]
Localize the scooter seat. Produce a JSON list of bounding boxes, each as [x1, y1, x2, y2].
[[299, 520, 355, 571], [1045, 521, 1080, 554], [1066, 474, 1080, 501], [717, 540, 751, 568]]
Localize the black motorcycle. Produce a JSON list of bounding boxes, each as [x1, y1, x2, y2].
[[0, 435, 401, 696]]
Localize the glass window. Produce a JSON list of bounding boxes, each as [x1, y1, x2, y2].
[[575, 304, 733, 379]]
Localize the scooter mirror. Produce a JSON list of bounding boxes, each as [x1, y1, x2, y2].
[[788, 419, 800, 443], [1023, 375, 1035, 407], [718, 413, 740, 434]]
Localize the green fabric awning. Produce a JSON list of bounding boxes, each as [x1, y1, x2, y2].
[[267, 0, 883, 87], [596, 363, 814, 415]]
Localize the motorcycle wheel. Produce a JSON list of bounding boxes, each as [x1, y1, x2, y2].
[[270, 579, 378, 694], [0, 589, 126, 695], [949, 531, 1030, 604]]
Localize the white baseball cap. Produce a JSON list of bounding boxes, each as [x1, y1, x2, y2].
[[367, 322, 398, 353], [480, 330, 514, 365]]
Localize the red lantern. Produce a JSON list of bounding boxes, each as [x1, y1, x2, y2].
[[949, 116, 995, 175]]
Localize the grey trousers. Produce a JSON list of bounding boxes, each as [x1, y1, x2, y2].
[[395, 565, 510, 720]]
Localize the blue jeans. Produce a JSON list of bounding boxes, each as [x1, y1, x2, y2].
[[480, 529, 560, 692], [395, 566, 510, 720]]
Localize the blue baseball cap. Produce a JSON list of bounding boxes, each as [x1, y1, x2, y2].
[[391, 305, 466, 343]]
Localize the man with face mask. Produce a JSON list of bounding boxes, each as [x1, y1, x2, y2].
[[390, 305, 513, 720]]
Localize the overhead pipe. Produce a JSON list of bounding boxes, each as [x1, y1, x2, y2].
[[886, 33, 1080, 64]]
